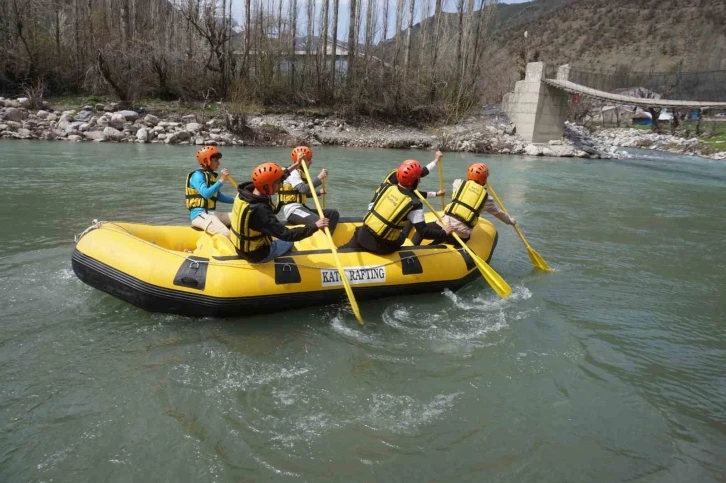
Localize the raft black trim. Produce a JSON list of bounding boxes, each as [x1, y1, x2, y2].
[[399, 251, 423, 275], [274, 257, 301, 284], [173, 256, 209, 290], [72, 243, 496, 318], [211, 243, 449, 260], [457, 248, 475, 271]]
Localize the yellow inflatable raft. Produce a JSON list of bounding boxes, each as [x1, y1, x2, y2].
[[72, 215, 498, 317]]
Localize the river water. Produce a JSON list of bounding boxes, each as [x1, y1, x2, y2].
[[1, 141, 725, 482]]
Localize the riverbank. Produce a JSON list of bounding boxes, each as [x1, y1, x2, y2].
[[1, 96, 724, 161]]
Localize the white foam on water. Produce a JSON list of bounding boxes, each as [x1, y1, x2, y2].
[[375, 285, 536, 353], [57, 268, 76, 280], [330, 316, 377, 344], [250, 453, 301, 477], [361, 392, 461, 434]]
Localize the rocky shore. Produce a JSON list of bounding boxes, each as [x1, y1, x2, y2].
[[1, 96, 724, 161]]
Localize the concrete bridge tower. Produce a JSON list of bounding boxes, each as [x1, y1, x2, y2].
[[504, 62, 570, 143]]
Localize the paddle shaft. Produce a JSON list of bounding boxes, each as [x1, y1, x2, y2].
[[486, 183, 553, 272], [485, 184, 532, 247], [437, 162, 445, 211], [322, 178, 327, 209], [299, 160, 364, 325], [414, 191, 511, 299]]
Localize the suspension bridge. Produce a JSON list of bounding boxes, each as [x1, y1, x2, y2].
[[504, 63, 726, 143]]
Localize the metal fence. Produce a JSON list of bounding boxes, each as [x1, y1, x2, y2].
[[558, 67, 726, 102]]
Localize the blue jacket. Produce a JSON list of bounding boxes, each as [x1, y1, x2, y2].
[[188, 170, 235, 221]]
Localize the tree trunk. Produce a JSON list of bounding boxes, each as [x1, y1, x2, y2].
[[455, 0, 464, 82], [120, 0, 129, 46], [404, 0, 415, 71], [429, 0, 441, 101], [75, 0, 82, 68], [290, 0, 297, 86], [55, 8, 61, 57], [320, 0, 330, 97], [97, 51, 129, 101], [330, 0, 339, 92], [347, 0, 356, 90], [306, 0, 314, 84], [245, 0, 252, 78], [382, 0, 390, 42]]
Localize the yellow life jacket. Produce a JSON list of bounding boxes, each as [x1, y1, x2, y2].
[[230, 196, 272, 253], [444, 180, 488, 228], [363, 184, 415, 242], [185, 169, 218, 212], [277, 171, 309, 205], [371, 169, 398, 201]]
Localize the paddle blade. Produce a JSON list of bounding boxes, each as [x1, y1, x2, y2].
[[300, 158, 364, 326], [527, 246, 553, 272], [415, 190, 512, 299], [471, 252, 512, 298]]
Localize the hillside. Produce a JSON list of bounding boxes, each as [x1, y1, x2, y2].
[[386, 0, 726, 102], [493, 0, 726, 72]]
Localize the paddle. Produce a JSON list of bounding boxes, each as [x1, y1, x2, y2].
[[486, 183, 553, 272], [322, 178, 327, 209], [437, 160, 445, 211], [227, 175, 239, 189], [414, 191, 512, 299], [299, 158, 364, 325]]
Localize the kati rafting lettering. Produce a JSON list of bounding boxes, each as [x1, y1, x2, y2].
[[320, 266, 387, 286]]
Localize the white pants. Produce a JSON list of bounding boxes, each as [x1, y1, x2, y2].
[[191, 212, 231, 236]]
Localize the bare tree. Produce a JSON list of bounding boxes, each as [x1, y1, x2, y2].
[[404, 0, 415, 71], [330, 0, 339, 91], [347, 0, 357, 89]]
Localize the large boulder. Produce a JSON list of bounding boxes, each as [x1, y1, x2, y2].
[[118, 110, 139, 121], [136, 127, 149, 142], [3, 108, 28, 122], [109, 113, 126, 130], [186, 122, 202, 133], [64, 122, 83, 134], [84, 130, 106, 141], [175, 130, 191, 141], [158, 121, 180, 128], [103, 126, 124, 141], [75, 110, 94, 122], [144, 114, 159, 126], [56, 112, 75, 131], [524, 144, 542, 156]]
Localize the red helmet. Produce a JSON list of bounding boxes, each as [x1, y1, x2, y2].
[[396, 160, 422, 188], [251, 163, 285, 195], [467, 163, 489, 184], [196, 146, 221, 169], [291, 146, 313, 164]]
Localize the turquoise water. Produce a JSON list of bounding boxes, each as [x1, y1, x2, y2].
[[1, 141, 725, 482]]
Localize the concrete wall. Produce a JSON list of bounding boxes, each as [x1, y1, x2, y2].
[[505, 63, 570, 143]]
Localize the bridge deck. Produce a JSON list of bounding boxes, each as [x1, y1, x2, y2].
[[543, 79, 726, 109]]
